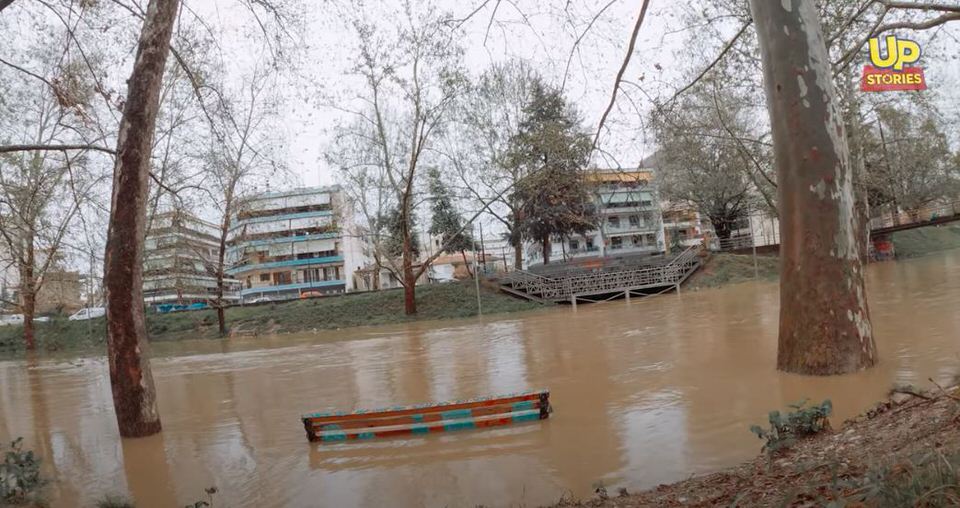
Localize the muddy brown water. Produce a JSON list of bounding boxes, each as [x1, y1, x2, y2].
[[2, 251, 959, 507]]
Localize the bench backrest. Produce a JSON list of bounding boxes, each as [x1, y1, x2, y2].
[[302, 390, 550, 442]]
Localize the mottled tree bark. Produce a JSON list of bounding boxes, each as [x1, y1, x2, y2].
[[749, 0, 877, 374], [103, 0, 180, 437], [541, 236, 551, 265]]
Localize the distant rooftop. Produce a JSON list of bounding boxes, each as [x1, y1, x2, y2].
[[247, 185, 342, 202]]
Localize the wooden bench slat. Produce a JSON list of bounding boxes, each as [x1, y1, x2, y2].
[[303, 390, 547, 425], [315, 409, 544, 442], [309, 400, 544, 430]]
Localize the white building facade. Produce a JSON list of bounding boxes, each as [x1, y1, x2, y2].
[[525, 168, 666, 266], [227, 186, 363, 302], [143, 210, 241, 306]]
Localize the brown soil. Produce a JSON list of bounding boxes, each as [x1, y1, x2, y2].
[[556, 385, 960, 507]]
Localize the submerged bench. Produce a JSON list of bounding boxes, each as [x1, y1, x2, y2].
[[301, 389, 551, 442]]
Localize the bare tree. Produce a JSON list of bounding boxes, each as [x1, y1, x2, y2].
[[336, 1, 468, 314], [749, 0, 876, 375], [202, 65, 283, 336], [0, 19, 105, 349], [652, 81, 766, 240], [863, 100, 959, 218], [452, 60, 539, 269]]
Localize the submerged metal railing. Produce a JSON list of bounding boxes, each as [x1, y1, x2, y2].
[[500, 244, 702, 302]]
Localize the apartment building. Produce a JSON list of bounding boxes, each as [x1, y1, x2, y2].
[[143, 210, 241, 306], [525, 168, 666, 265], [227, 186, 360, 302]]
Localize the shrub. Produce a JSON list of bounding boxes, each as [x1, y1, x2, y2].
[[750, 399, 832, 454], [0, 438, 47, 505], [95, 494, 135, 508]]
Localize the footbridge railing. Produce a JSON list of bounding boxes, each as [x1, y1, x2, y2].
[[499, 244, 703, 303]]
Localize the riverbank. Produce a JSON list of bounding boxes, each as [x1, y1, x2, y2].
[[0, 281, 547, 357], [892, 223, 960, 259], [688, 223, 960, 291], [560, 382, 960, 507], [686, 253, 779, 290]]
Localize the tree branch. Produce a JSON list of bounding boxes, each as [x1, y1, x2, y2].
[[663, 19, 753, 107], [0, 144, 116, 155], [593, 0, 651, 149]]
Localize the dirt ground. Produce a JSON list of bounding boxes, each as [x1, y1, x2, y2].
[[555, 384, 960, 507]]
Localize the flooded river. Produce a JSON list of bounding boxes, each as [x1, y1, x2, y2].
[[2, 251, 960, 507]]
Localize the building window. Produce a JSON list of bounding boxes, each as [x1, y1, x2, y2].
[[608, 216, 620, 228], [611, 237, 623, 250], [273, 272, 291, 285], [586, 239, 595, 251], [631, 235, 641, 246], [629, 215, 640, 227], [569, 239, 579, 251], [259, 273, 270, 282]]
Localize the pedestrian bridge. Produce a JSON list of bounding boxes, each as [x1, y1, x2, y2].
[[494, 244, 703, 305]]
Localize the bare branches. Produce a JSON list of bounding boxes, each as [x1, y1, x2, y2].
[[561, 0, 619, 92], [0, 144, 115, 155], [593, 0, 651, 150], [663, 19, 753, 107], [833, 1, 960, 71]]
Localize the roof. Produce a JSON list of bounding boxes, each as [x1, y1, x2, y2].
[[587, 168, 655, 184]]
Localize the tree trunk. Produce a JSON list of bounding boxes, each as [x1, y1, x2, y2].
[[512, 235, 523, 270], [401, 225, 417, 315], [541, 236, 551, 265], [216, 192, 233, 337], [710, 217, 732, 240], [460, 250, 473, 278], [103, 0, 179, 438], [749, 0, 876, 375], [20, 245, 36, 350]]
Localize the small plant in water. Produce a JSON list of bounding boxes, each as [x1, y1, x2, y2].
[[96, 494, 135, 508], [184, 486, 218, 508], [0, 437, 47, 505], [750, 399, 832, 454]]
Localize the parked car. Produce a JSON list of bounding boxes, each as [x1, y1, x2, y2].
[[299, 291, 324, 299], [68, 307, 106, 321], [0, 314, 23, 326]]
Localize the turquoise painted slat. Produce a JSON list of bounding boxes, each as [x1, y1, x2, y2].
[[512, 401, 534, 411], [511, 412, 540, 423], [442, 420, 476, 432], [440, 409, 473, 420]]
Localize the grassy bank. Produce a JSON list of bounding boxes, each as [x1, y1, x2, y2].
[[0, 282, 547, 357], [686, 253, 780, 290], [892, 223, 960, 259], [558, 383, 960, 507]]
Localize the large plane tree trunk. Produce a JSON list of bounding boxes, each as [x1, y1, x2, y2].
[[103, 0, 180, 438], [749, 0, 876, 375]]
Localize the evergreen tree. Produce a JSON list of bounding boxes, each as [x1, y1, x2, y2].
[[382, 208, 419, 260], [507, 81, 596, 264], [427, 168, 475, 276]]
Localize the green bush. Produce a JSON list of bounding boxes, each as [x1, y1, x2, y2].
[[750, 399, 832, 454], [0, 438, 47, 505]]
